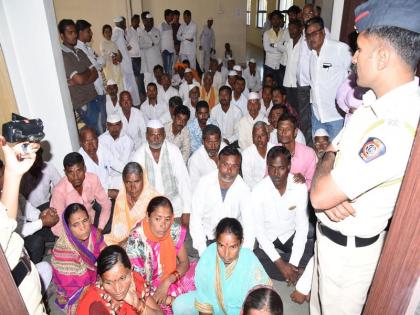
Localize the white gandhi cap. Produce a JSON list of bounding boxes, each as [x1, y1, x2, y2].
[[228, 70, 237, 76], [248, 92, 259, 101], [107, 114, 121, 124], [113, 16, 124, 23], [106, 79, 117, 86], [184, 68, 192, 73], [146, 119, 164, 129], [233, 65, 242, 71], [313, 128, 330, 138]]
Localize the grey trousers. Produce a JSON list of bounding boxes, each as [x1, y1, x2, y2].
[[296, 85, 313, 147]]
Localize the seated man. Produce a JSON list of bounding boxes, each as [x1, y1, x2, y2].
[[179, 67, 200, 102], [277, 113, 317, 189], [268, 105, 306, 145], [187, 100, 212, 154], [119, 90, 147, 150], [20, 148, 61, 209], [259, 85, 274, 117], [185, 83, 200, 119], [105, 79, 121, 116], [99, 114, 135, 188], [164, 104, 191, 162], [313, 128, 330, 159], [190, 146, 254, 256], [78, 126, 123, 197], [168, 95, 183, 120], [210, 85, 242, 145], [158, 73, 179, 105], [253, 146, 313, 283], [188, 124, 226, 188], [231, 76, 248, 116], [199, 71, 218, 109], [50, 152, 111, 236], [236, 92, 267, 150], [242, 121, 273, 188], [243, 58, 262, 93], [140, 82, 172, 124], [131, 119, 191, 224]]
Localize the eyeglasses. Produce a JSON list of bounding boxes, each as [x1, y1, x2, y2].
[[305, 28, 324, 38]]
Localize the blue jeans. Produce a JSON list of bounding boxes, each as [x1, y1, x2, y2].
[[77, 94, 103, 134], [162, 50, 174, 75], [311, 110, 344, 141]]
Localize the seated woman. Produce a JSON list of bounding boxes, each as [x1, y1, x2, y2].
[[242, 285, 283, 315], [77, 245, 162, 314], [126, 196, 196, 314], [51, 203, 106, 314], [105, 162, 159, 246], [173, 218, 271, 315]]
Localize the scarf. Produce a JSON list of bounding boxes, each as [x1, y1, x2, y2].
[[215, 254, 238, 315], [200, 86, 217, 109], [142, 219, 176, 281]]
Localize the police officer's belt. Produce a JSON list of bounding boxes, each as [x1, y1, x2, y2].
[[319, 223, 380, 247], [12, 249, 32, 287]]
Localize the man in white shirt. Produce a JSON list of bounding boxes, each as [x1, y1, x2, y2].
[[199, 17, 216, 71], [283, 19, 303, 114], [158, 73, 179, 105], [177, 10, 197, 69], [306, 17, 351, 140], [119, 91, 147, 150], [105, 79, 122, 116], [188, 124, 225, 188], [190, 146, 254, 256], [210, 85, 242, 145], [263, 10, 287, 89], [236, 92, 267, 150], [140, 82, 172, 124], [78, 127, 123, 198], [231, 76, 248, 116], [179, 68, 200, 102], [253, 146, 312, 283], [209, 58, 223, 90], [126, 14, 144, 99], [242, 121, 273, 188], [232, 65, 249, 97], [99, 114, 135, 188], [164, 105, 192, 162], [243, 59, 261, 93], [160, 9, 175, 75], [75, 19, 106, 133], [112, 16, 140, 106]]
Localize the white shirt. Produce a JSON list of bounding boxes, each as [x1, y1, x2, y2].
[[230, 93, 248, 116], [259, 100, 274, 118], [120, 107, 147, 150], [190, 170, 255, 255], [242, 143, 273, 188], [187, 143, 226, 189], [157, 85, 179, 105], [210, 103, 242, 143], [263, 28, 286, 69], [283, 36, 302, 88], [17, 195, 42, 238], [126, 26, 141, 58], [309, 39, 352, 123], [112, 26, 133, 74], [177, 21, 197, 55], [199, 25, 215, 51], [75, 40, 105, 95], [131, 141, 192, 217], [269, 128, 306, 145], [159, 21, 175, 53], [253, 175, 309, 266], [139, 27, 163, 74], [140, 98, 172, 125], [106, 95, 122, 117], [236, 113, 268, 150], [243, 67, 262, 92], [318, 78, 420, 237], [179, 79, 200, 102], [212, 71, 223, 91], [20, 162, 61, 208]]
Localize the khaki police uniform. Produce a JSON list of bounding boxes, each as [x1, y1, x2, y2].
[[310, 78, 420, 315], [0, 202, 46, 315]]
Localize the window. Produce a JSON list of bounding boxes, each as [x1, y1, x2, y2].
[[277, 0, 294, 25], [246, 0, 251, 26], [256, 0, 267, 29]]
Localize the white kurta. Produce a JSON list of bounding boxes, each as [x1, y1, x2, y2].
[[157, 85, 179, 105], [140, 99, 172, 125], [179, 79, 200, 102], [243, 67, 262, 93], [139, 27, 163, 74], [259, 100, 274, 118], [210, 103, 242, 143], [190, 170, 255, 255], [131, 141, 191, 217], [105, 95, 122, 117], [252, 175, 309, 267], [112, 26, 140, 105], [120, 107, 147, 150], [230, 93, 248, 116], [177, 21, 197, 64], [236, 113, 268, 150], [187, 143, 226, 189], [242, 143, 273, 188]]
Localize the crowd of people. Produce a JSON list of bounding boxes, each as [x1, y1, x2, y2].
[[1, 0, 419, 314]]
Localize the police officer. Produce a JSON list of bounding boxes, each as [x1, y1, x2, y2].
[[309, 0, 420, 314], [0, 138, 46, 314]]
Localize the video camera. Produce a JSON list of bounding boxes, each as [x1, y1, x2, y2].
[[2, 113, 45, 143]]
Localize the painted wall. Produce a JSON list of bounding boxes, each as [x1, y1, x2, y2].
[[246, 0, 277, 48], [142, 0, 247, 63]]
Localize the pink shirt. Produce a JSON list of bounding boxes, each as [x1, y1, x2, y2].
[[290, 142, 317, 190], [50, 172, 111, 236]]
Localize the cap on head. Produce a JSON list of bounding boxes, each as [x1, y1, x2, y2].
[[107, 114, 121, 124], [248, 58, 256, 64], [313, 128, 329, 138], [233, 65, 242, 72], [107, 79, 117, 86], [113, 16, 124, 23], [188, 83, 200, 92], [248, 92, 260, 101], [228, 70, 237, 76], [146, 119, 164, 129], [184, 68, 192, 73], [145, 13, 153, 19]]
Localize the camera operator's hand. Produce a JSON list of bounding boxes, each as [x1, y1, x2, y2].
[[40, 207, 59, 227], [0, 137, 39, 176]]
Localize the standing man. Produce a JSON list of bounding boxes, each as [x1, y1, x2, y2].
[[75, 19, 106, 134], [306, 17, 351, 140], [112, 16, 140, 107], [171, 10, 181, 59], [177, 10, 197, 69], [310, 1, 420, 313], [58, 19, 98, 131], [160, 9, 175, 75], [263, 10, 287, 89], [199, 17, 216, 72], [126, 15, 144, 100]]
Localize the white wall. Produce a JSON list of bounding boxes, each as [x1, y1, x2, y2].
[[0, 0, 79, 172]]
